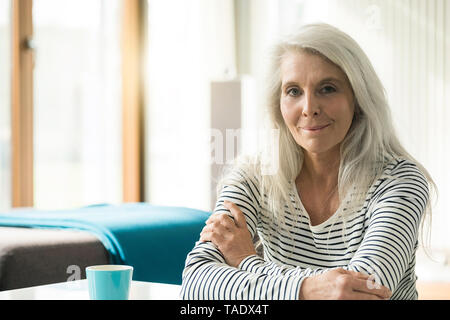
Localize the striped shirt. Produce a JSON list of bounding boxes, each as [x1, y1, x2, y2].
[[180, 157, 429, 300]]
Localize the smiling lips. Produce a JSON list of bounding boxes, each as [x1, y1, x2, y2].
[[300, 124, 331, 131]]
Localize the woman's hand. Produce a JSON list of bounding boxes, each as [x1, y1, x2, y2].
[[200, 200, 256, 268], [299, 268, 392, 300]]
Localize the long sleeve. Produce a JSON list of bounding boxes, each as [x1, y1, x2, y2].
[[180, 168, 305, 300], [234, 160, 429, 298], [347, 161, 428, 291], [181, 241, 305, 299]]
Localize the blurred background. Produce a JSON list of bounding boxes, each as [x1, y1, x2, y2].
[[0, 0, 449, 297]]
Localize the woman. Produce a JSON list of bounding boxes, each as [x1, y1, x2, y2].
[[181, 23, 435, 300]]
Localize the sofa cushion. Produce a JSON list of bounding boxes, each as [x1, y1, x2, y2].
[[0, 227, 109, 291]]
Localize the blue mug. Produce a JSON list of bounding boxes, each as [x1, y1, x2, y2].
[[86, 265, 133, 300]]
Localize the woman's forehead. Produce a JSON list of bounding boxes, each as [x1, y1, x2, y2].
[[280, 50, 348, 85]]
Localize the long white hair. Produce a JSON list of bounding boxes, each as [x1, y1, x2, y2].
[[217, 23, 436, 252]]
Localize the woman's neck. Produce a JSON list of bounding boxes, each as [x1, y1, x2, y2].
[[300, 148, 340, 189]]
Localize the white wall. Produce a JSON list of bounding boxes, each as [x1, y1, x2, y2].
[[145, 0, 237, 212]]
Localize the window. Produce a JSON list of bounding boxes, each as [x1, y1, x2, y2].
[[0, 0, 11, 211], [33, 0, 122, 209]]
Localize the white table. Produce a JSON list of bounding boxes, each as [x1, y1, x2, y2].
[[0, 280, 182, 300]]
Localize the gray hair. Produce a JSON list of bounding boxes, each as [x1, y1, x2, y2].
[[218, 23, 436, 253]]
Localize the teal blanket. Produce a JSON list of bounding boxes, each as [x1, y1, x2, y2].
[[0, 203, 211, 285]]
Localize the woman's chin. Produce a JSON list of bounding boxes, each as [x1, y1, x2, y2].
[[298, 142, 341, 156]]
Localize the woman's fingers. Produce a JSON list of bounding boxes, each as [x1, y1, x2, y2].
[[218, 213, 236, 230], [201, 211, 236, 245], [346, 270, 369, 278], [350, 276, 392, 299], [206, 201, 247, 230], [206, 212, 236, 231], [332, 269, 391, 300], [201, 201, 256, 268], [224, 200, 247, 228], [200, 224, 225, 244], [346, 270, 373, 282]]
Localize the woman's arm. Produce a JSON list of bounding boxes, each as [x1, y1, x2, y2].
[[180, 239, 305, 299], [180, 167, 391, 299], [180, 169, 305, 299], [207, 161, 427, 298], [200, 200, 257, 268], [201, 201, 391, 300]]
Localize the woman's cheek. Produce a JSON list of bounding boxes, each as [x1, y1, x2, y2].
[[280, 101, 295, 123]]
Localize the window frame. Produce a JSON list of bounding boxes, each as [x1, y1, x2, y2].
[[121, 0, 145, 203], [11, 0, 33, 207], [9, 0, 144, 207]]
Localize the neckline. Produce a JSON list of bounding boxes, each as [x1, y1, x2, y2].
[[291, 180, 344, 231]]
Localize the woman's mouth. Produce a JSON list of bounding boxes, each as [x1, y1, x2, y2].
[[300, 124, 331, 132]]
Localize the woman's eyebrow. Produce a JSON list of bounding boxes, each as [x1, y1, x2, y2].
[[281, 77, 343, 89], [281, 81, 298, 89], [318, 77, 342, 85]]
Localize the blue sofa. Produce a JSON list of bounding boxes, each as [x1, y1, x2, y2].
[[0, 203, 211, 291]]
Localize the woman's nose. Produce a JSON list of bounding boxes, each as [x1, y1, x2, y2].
[[301, 91, 321, 117]]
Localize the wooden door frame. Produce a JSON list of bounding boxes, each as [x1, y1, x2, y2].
[[121, 0, 145, 203], [11, 0, 34, 207]]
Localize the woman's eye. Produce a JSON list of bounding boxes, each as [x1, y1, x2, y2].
[[287, 87, 300, 96], [320, 85, 336, 94]]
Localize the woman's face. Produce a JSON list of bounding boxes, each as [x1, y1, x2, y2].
[[279, 50, 355, 157]]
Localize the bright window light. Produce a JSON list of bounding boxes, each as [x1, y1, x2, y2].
[[33, 0, 122, 210]]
